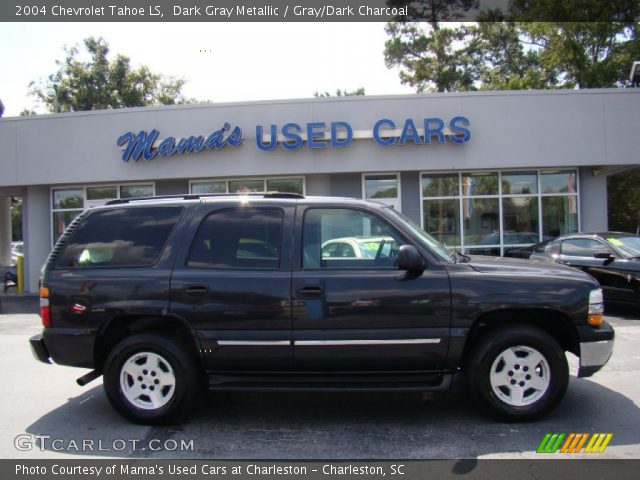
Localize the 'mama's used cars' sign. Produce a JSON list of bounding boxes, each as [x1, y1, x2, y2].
[[117, 117, 471, 162]]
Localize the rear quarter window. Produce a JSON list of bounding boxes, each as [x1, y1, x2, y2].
[[55, 207, 182, 268]]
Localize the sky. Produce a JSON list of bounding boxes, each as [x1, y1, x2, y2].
[[0, 22, 415, 117]]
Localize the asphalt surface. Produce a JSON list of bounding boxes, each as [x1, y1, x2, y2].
[[1, 305, 639, 460]]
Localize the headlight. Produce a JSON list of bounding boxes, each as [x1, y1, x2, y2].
[[588, 288, 604, 327]]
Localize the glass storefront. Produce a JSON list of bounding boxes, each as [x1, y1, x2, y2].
[[191, 177, 305, 195], [51, 183, 155, 243], [421, 169, 579, 255], [48, 171, 579, 257], [363, 173, 401, 210]]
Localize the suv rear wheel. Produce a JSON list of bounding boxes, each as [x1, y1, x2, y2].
[[466, 325, 569, 421], [103, 334, 200, 424]]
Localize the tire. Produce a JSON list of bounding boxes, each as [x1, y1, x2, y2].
[[103, 333, 200, 424], [465, 325, 569, 421]]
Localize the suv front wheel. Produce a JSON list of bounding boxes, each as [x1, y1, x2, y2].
[[466, 325, 569, 421], [103, 334, 200, 424]]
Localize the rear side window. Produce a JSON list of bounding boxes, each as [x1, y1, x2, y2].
[[187, 208, 283, 269], [55, 207, 182, 268]]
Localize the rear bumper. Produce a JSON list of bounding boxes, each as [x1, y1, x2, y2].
[[30, 328, 97, 368], [29, 334, 51, 364], [577, 321, 615, 378]]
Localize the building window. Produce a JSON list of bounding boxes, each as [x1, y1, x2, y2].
[[190, 177, 305, 195], [120, 184, 154, 199], [421, 169, 579, 255], [52, 188, 84, 244], [51, 183, 155, 244], [363, 173, 401, 210], [191, 181, 226, 194]]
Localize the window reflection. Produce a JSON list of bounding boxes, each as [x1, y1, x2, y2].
[[422, 174, 459, 197], [423, 198, 460, 247], [502, 172, 538, 195]]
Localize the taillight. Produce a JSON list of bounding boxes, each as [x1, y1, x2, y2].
[[40, 286, 50, 328]]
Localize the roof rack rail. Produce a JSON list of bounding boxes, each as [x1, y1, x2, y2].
[[105, 192, 305, 206]]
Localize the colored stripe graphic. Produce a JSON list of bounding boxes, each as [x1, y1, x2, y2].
[[538, 433, 613, 454], [561, 433, 588, 453], [585, 433, 613, 453], [537, 433, 565, 453]]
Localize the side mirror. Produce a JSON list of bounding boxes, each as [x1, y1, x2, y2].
[[396, 245, 425, 275], [593, 251, 615, 262]]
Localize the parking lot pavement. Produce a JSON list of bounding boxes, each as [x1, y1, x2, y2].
[[1, 310, 638, 460]]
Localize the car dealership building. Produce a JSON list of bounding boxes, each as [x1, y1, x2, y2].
[[1, 88, 639, 293]]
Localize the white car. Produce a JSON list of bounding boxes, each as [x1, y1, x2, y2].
[[321, 236, 396, 259], [11, 241, 23, 265]]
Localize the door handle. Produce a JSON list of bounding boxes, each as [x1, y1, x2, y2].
[[183, 284, 210, 297], [296, 285, 325, 299]]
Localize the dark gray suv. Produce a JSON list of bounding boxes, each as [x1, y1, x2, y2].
[[30, 193, 613, 424]]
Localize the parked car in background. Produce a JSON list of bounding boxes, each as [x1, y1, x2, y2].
[[321, 236, 396, 260], [516, 232, 640, 306], [11, 241, 23, 265], [470, 232, 548, 257]]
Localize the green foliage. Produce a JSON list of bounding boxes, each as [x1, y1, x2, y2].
[[471, 22, 557, 90], [384, 22, 478, 93], [383, 1, 640, 91], [11, 198, 22, 242], [29, 37, 193, 112], [383, 1, 479, 92], [314, 88, 366, 97], [608, 167, 640, 234], [521, 22, 639, 88], [507, 0, 639, 22]]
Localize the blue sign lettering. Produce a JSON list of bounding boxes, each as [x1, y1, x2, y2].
[[255, 121, 355, 151], [117, 123, 243, 162], [373, 117, 471, 146], [399, 118, 421, 145], [424, 117, 446, 144], [307, 122, 326, 149], [281, 123, 304, 151], [117, 129, 160, 162], [119, 117, 470, 161], [331, 121, 352, 148], [256, 124, 278, 151], [448, 116, 471, 144], [373, 119, 397, 146]]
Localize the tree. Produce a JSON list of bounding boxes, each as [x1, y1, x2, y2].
[[313, 88, 366, 97], [11, 198, 22, 241], [520, 22, 639, 89], [608, 167, 640, 234], [384, 1, 479, 93], [470, 20, 558, 90], [29, 37, 192, 113], [384, 2, 640, 92]]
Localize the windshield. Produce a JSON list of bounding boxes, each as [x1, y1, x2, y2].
[[384, 207, 454, 263], [606, 236, 640, 258]]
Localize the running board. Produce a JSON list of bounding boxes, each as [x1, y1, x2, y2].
[[207, 372, 453, 392]]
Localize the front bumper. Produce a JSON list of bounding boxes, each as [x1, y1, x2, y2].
[[577, 321, 615, 378]]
